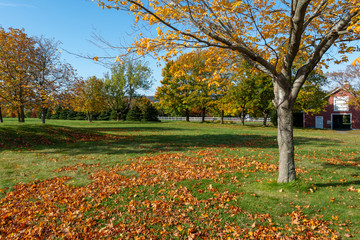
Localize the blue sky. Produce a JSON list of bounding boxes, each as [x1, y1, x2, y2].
[[0, 0, 162, 95], [0, 0, 358, 94]]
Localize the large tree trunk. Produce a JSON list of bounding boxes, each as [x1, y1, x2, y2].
[[87, 112, 93, 123], [201, 107, 206, 123], [0, 106, 3, 123], [275, 84, 296, 183], [262, 112, 268, 126], [185, 108, 190, 122], [41, 107, 46, 124], [116, 109, 121, 121], [220, 110, 224, 124], [20, 105, 25, 122], [18, 106, 25, 122], [240, 108, 245, 126]]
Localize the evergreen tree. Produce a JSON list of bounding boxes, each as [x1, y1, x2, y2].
[[45, 109, 52, 119], [143, 103, 160, 122], [97, 110, 111, 120], [67, 109, 77, 120], [59, 109, 69, 120], [126, 106, 142, 121], [75, 112, 86, 120]]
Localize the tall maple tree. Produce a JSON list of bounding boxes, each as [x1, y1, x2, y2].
[[156, 50, 231, 122], [71, 76, 107, 122], [156, 61, 194, 121], [95, 0, 360, 182]]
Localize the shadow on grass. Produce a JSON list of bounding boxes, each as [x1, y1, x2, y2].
[[315, 180, 360, 189], [0, 123, 342, 156], [0, 124, 183, 152]]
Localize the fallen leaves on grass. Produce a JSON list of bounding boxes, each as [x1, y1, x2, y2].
[[323, 157, 360, 167], [0, 151, 341, 239]]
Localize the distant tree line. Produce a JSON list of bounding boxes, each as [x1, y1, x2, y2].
[[155, 49, 330, 126], [19, 97, 159, 122], [0, 27, 158, 123]]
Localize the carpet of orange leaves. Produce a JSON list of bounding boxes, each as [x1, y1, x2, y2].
[[0, 150, 340, 239]]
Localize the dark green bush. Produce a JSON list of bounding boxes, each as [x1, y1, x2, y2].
[[126, 106, 142, 121], [142, 104, 160, 122]]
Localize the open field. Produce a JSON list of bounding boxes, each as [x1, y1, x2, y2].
[[0, 118, 359, 239]]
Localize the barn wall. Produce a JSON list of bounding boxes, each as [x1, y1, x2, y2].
[[305, 89, 360, 129]]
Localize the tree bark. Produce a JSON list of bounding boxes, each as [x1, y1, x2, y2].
[[88, 112, 93, 123], [240, 108, 245, 126], [18, 106, 25, 122], [262, 112, 268, 126], [20, 105, 25, 122], [41, 107, 46, 124], [0, 106, 3, 123], [116, 109, 121, 121], [220, 110, 224, 124], [275, 84, 296, 183], [201, 107, 206, 123], [185, 108, 190, 122]]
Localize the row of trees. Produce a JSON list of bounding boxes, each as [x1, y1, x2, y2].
[[69, 59, 155, 122], [0, 27, 77, 124], [155, 49, 329, 126], [0, 27, 157, 123]]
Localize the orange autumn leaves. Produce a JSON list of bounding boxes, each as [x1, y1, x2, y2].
[[0, 150, 343, 239]]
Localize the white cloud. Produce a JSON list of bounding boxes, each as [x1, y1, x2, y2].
[[0, 2, 34, 8]]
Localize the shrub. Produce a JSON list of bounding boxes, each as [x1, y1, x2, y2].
[[75, 112, 86, 120], [51, 107, 62, 119], [46, 109, 52, 119], [97, 110, 111, 121], [142, 104, 160, 122], [126, 106, 142, 121], [67, 109, 77, 120], [59, 109, 69, 120]]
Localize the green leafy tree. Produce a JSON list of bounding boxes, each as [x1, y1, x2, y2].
[[156, 50, 231, 122], [67, 109, 77, 120], [294, 70, 329, 114], [103, 58, 153, 120], [75, 112, 86, 120], [155, 61, 193, 121], [50, 106, 62, 119], [59, 109, 69, 120]]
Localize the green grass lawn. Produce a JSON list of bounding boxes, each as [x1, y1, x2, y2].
[[0, 118, 359, 239]]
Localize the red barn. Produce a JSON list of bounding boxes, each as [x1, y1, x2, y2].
[[305, 86, 360, 130]]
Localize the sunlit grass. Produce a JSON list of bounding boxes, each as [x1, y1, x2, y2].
[[0, 118, 359, 238]]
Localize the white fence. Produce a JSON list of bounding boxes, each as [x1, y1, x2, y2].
[[158, 116, 269, 122]]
